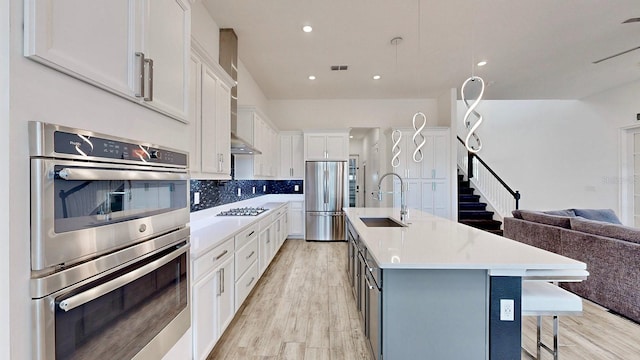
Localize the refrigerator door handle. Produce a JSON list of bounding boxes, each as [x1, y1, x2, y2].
[[324, 169, 329, 205]]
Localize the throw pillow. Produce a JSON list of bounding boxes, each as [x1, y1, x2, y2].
[[542, 209, 576, 217], [572, 208, 622, 224], [570, 217, 640, 245], [519, 210, 572, 228]]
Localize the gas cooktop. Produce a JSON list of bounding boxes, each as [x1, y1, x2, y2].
[[217, 207, 267, 216]]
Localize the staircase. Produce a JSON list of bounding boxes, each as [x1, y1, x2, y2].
[[458, 173, 503, 236]]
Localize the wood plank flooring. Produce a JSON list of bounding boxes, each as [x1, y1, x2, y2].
[[208, 240, 640, 360]]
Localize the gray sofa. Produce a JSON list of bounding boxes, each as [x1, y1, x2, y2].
[[504, 209, 640, 324]]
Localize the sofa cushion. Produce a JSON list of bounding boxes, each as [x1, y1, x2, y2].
[[519, 210, 572, 228], [512, 209, 575, 220], [569, 217, 640, 245], [572, 208, 622, 224]]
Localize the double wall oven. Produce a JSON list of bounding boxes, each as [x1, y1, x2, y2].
[[30, 122, 190, 360]]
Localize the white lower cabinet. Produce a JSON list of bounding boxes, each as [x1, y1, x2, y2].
[[288, 201, 304, 238], [191, 202, 295, 358], [234, 226, 259, 311], [258, 224, 273, 276], [192, 238, 234, 360], [235, 261, 259, 310]]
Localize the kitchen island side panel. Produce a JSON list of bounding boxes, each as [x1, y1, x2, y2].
[[382, 269, 488, 360]]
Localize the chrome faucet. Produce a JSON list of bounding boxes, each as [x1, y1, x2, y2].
[[376, 172, 407, 223]]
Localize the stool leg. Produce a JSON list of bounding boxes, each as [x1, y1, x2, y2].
[[537, 316, 542, 360], [553, 315, 559, 360]]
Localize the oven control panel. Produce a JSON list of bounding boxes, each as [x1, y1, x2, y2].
[[53, 130, 188, 166]]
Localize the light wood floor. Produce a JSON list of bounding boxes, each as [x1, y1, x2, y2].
[[208, 240, 640, 360]]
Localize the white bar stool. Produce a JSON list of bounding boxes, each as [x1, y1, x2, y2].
[[521, 281, 583, 360]]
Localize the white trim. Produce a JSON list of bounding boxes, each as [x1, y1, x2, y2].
[[618, 124, 640, 226]]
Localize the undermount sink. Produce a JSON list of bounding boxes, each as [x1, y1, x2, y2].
[[360, 217, 407, 227]]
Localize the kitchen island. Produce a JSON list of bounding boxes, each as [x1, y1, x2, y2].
[[344, 207, 588, 360]]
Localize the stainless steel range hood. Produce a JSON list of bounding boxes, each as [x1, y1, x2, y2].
[[230, 132, 261, 154], [220, 28, 261, 155]]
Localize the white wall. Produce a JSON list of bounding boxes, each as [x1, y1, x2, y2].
[[1, 0, 10, 356], [191, 0, 219, 60], [456, 80, 640, 215], [237, 60, 270, 115], [269, 99, 438, 131]]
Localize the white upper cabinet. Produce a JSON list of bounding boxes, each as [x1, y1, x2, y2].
[[24, 0, 190, 122], [279, 132, 304, 179], [304, 132, 349, 160], [389, 127, 452, 219], [235, 106, 279, 179], [142, 0, 191, 120], [189, 42, 234, 179]]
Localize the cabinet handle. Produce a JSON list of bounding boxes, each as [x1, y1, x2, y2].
[[433, 182, 436, 191], [214, 250, 228, 260], [144, 58, 154, 101], [217, 268, 224, 296], [246, 251, 255, 259], [247, 231, 255, 237], [266, 239, 270, 244], [135, 52, 145, 98], [290, 168, 293, 177], [246, 277, 255, 287], [432, 169, 436, 178]]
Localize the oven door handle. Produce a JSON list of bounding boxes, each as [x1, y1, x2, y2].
[[57, 244, 188, 312], [58, 167, 188, 181]]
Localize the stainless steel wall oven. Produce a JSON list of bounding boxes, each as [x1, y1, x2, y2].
[[29, 122, 190, 360]]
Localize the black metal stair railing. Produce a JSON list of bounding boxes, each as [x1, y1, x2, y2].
[[457, 136, 521, 215]]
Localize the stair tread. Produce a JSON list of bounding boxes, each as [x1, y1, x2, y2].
[[459, 219, 502, 225], [459, 210, 494, 215]]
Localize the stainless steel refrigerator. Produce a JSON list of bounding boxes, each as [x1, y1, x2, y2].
[[305, 161, 348, 241]]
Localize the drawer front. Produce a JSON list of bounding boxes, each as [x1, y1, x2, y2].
[[235, 261, 258, 310], [192, 237, 234, 282], [235, 223, 259, 249], [235, 238, 258, 280]]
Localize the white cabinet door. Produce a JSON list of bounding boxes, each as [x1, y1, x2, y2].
[[192, 269, 216, 360], [216, 81, 231, 175], [188, 55, 202, 174], [402, 130, 422, 179], [279, 134, 304, 178], [421, 181, 450, 218], [24, 0, 136, 97], [143, 0, 190, 120], [305, 133, 349, 160], [422, 131, 449, 180], [305, 135, 328, 159], [393, 179, 422, 212], [258, 226, 271, 276], [288, 201, 304, 238], [217, 255, 235, 335], [279, 135, 293, 177], [326, 135, 349, 160], [291, 135, 305, 177], [201, 66, 219, 174]]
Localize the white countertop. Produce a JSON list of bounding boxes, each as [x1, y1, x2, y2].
[[345, 207, 588, 277], [189, 194, 303, 258]]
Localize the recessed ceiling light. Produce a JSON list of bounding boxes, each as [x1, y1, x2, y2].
[[373, 75, 381, 80], [308, 75, 316, 80], [302, 25, 313, 33], [477, 61, 487, 67]]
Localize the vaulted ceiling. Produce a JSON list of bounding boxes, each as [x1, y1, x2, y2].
[[204, 0, 640, 100]]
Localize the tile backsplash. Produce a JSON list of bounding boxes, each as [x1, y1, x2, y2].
[[190, 179, 303, 212]]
